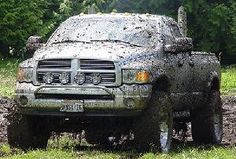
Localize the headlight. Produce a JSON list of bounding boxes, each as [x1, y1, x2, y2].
[[17, 67, 33, 82], [122, 69, 152, 84]]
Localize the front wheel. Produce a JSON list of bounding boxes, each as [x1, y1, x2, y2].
[[191, 90, 223, 144], [133, 91, 173, 152], [7, 115, 50, 150]]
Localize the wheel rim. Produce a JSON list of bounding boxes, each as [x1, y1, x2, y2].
[[160, 122, 169, 150], [214, 113, 222, 142]]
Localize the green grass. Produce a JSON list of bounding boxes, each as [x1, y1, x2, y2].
[[221, 65, 236, 94], [0, 142, 236, 159], [0, 59, 20, 97]]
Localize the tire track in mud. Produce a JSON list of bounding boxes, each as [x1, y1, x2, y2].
[[0, 96, 236, 146]]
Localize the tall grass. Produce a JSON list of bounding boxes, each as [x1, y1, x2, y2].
[[0, 59, 20, 97]]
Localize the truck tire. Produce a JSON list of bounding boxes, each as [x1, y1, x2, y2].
[[191, 90, 223, 144], [7, 115, 50, 150], [133, 91, 173, 152]]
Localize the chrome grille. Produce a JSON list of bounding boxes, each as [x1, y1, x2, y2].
[[37, 72, 71, 84], [80, 59, 115, 70], [36, 59, 116, 85], [83, 73, 116, 84], [37, 59, 71, 84], [79, 59, 116, 85], [38, 59, 71, 69]]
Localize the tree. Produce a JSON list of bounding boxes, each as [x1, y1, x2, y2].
[[0, 0, 44, 57]]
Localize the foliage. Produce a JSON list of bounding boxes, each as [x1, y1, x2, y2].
[[183, 0, 236, 56], [0, 0, 106, 58]]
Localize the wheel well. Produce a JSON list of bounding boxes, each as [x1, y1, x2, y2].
[[153, 76, 170, 92], [211, 77, 220, 91]]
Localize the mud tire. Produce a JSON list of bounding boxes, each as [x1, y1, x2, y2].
[[7, 115, 50, 150], [191, 90, 223, 144], [133, 91, 173, 152]]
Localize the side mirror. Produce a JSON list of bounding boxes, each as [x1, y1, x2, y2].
[[164, 37, 193, 53], [26, 35, 44, 54]]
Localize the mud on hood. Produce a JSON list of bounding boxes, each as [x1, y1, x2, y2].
[[33, 42, 158, 66]]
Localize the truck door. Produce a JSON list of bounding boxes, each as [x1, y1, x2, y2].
[[161, 19, 192, 109]]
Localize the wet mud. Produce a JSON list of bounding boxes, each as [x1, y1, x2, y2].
[[221, 95, 236, 146], [0, 96, 235, 146]]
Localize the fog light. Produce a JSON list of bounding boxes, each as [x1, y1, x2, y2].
[[43, 72, 54, 84], [19, 96, 28, 106], [59, 72, 70, 84], [74, 72, 85, 85], [124, 98, 135, 109], [92, 73, 101, 85]]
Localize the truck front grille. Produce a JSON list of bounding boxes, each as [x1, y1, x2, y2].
[[83, 73, 116, 84], [37, 59, 72, 84], [80, 59, 115, 70], [36, 59, 116, 85], [38, 59, 71, 69]]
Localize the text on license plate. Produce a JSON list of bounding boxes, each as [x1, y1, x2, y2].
[[60, 103, 84, 112]]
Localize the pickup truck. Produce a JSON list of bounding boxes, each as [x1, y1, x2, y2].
[[8, 13, 222, 152]]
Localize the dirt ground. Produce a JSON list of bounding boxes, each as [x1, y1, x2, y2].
[[0, 95, 235, 146]]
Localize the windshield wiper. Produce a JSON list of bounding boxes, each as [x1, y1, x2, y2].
[[90, 39, 142, 47], [51, 39, 142, 47], [51, 40, 90, 45]]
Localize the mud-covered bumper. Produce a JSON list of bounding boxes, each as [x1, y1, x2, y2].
[[15, 83, 152, 116]]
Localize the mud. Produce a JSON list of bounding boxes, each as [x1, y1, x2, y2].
[[0, 96, 235, 146], [0, 97, 13, 143], [221, 95, 236, 145]]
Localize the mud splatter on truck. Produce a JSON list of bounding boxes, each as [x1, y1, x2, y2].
[[8, 13, 222, 152]]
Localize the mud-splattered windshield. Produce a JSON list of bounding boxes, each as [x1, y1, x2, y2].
[[47, 16, 159, 47]]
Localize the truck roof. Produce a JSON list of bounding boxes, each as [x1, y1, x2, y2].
[[68, 13, 167, 21], [47, 13, 173, 47]]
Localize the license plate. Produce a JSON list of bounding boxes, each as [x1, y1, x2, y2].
[[60, 102, 84, 112]]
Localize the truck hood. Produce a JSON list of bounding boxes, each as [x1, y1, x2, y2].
[[33, 42, 159, 66]]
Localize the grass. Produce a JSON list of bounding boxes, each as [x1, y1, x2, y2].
[[0, 59, 20, 97], [0, 139, 236, 159], [221, 65, 236, 95], [0, 59, 236, 158]]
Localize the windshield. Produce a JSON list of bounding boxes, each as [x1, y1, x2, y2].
[[47, 16, 159, 47]]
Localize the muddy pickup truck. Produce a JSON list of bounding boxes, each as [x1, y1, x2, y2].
[[8, 13, 222, 152]]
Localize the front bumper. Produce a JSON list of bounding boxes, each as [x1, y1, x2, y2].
[[15, 82, 152, 116]]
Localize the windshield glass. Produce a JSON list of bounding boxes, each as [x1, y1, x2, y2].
[[47, 16, 159, 47]]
